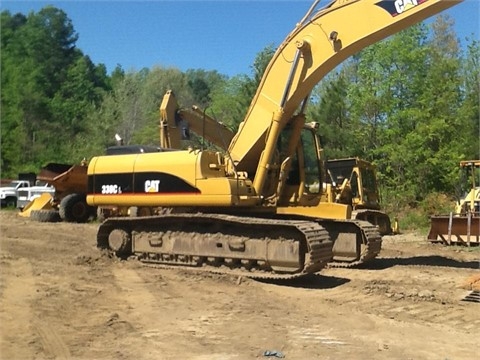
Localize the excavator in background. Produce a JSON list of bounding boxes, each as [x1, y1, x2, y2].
[[428, 160, 480, 245], [86, 0, 462, 279], [325, 158, 394, 235], [159, 90, 234, 151]]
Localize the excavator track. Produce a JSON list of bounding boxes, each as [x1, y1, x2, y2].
[[319, 219, 382, 268], [97, 213, 333, 280]]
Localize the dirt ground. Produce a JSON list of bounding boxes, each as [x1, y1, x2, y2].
[[1, 210, 479, 360]]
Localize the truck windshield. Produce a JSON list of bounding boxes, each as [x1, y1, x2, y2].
[[6, 181, 22, 187]]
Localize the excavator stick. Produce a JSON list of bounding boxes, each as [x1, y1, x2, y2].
[[428, 213, 480, 246], [18, 192, 54, 217]]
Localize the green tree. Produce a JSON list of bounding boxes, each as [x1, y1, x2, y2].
[[1, 7, 79, 174], [132, 66, 189, 146], [458, 38, 480, 163], [408, 15, 464, 196], [209, 45, 276, 132], [49, 55, 109, 161], [185, 69, 226, 108], [307, 70, 350, 159], [1, 7, 110, 175], [345, 24, 432, 202]]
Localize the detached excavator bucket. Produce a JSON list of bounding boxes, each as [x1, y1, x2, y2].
[[18, 193, 54, 217], [428, 213, 480, 246]]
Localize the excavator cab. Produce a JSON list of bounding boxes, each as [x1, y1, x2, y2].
[[276, 122, 323, 206]]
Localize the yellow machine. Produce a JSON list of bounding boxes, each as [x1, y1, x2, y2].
[[428, 160, 479, 245], [87, 0, 462, 279], [160, 91, 394, 235], [159, 90, 234, 151], [18, 162, 93, 223], [325, 158, 393, 235], [455, 160, 480, 216]]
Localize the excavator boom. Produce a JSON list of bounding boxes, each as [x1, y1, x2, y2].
[[229, 0, 462, 184]]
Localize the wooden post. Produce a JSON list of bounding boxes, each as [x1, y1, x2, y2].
[[467, 212, 471, 247], [447, 212, 453, 245]]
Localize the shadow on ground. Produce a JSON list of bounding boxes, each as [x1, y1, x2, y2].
[[359, 255, 479, 270], [258, 273, 350, 289]]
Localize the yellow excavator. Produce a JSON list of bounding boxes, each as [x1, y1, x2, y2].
[[87, 0, 462, 279], [159, 91, 234, 151]]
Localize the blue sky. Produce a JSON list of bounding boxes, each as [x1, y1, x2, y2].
[[2, 0, 479, 77]]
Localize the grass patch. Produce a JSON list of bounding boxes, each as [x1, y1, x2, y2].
[[382, 191, 458, 235]]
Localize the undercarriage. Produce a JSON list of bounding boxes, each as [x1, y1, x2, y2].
[[96, 213, 382, 278]]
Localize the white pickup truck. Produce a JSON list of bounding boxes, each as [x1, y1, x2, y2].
[[16, 182, 55, 210], [0, 179, 55, 209], [0, 180, 32, 208]]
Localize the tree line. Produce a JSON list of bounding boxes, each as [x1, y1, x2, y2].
[[1, 6, 478, 222]]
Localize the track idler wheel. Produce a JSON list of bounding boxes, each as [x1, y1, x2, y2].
[[108, 229, 132, 258]]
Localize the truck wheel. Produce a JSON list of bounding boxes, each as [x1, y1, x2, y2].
[[59, 193, 94, 223], [30, 209, 61, 223]]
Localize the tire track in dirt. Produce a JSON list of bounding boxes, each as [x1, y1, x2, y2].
[[376, 301, 480, 331], [321, 283, 478, 330], [112, 263, 215, 359], [111, 264, 240, 359], [286, 324, 348, 345], [33, 318, 71, 360], [320, 263, 480, 331], [0, 255, 71, 359]]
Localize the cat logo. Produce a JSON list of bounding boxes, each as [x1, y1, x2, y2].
[[145, 180, 160, 193], [376, 0, 427, 17]]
